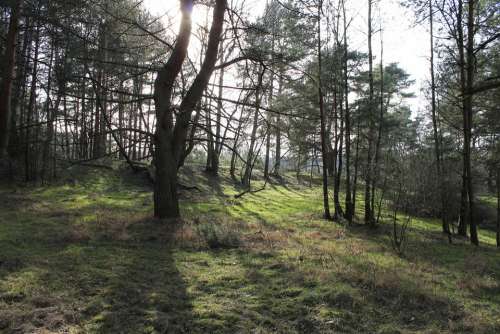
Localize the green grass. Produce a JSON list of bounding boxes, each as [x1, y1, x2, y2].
[[0, 165, 499, 333]]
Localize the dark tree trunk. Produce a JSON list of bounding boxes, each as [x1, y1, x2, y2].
[[352, 121, 361, 218], [318, 1, 331, 220], [342, 0, 353, 222], [230, 104, 245, 179], [275, 72, 283, 176], [334, 81, 344, 220], [0, 0, 21, 160], [365, 0, 375, 225], [212, 42, 225, 175], [457, 0, 469, 238], [429, 0, 451, 240], [41, 45, 56, 182], [371, 28, 384, 223], [496, 167, 499, 248], [465, 0, 478, 245], [242, 68, 264, 187], [154, 0, 225, 219], [25, 23, 41, 182], [93, 22, 108, 158]]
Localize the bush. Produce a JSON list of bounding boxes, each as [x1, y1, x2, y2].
[[195, 220, 240, 249]]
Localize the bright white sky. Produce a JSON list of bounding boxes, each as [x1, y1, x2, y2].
[[143, 0, 430, 115]]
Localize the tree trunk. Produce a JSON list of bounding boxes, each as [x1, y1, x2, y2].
[[342, 0, 353, 222], [213, 42, 225, 175], [318, 1, 331, 220], [371, 27, 384, 222], [465, 0, 478, 245], [41, 45, 55, 182], [429, 0, 451, 240], [365, 0, 375, 225], [334, 79, 344, 219], [154, 0, 225, 219], [352, 121, 361, 218], [457, 0, 469, 237], [243, 67, 264, 187], [0, 0, 21, 160], [264, 67, 274, 180], [275, 72, 283, 176], [93, 22, 108, 158], [496, 167, 499, 248], [25, 23, 41, 181]]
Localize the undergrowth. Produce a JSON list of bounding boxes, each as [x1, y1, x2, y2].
[[0, 165, 499, 333]]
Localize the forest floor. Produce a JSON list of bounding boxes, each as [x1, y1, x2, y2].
[[0, 164, 499, 334]]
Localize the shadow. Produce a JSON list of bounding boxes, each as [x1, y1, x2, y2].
[[84, 226, 194, 333], [221, 244, 466, 333], [0, 196, 194, 333]]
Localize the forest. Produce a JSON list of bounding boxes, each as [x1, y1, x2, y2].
[[0, 0, 499, 333]]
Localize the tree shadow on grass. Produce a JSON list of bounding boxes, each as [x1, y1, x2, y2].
[[0, 215, 194, 333], [68, 221, 194, 333], [229, 247, 468, 333]]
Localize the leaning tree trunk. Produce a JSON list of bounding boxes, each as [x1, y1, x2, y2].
[[0, 0, 21, 160]]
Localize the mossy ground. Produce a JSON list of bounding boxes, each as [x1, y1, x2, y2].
[[0, 165, 499, 333]]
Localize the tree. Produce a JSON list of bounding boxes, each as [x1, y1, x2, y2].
[[364, 0, 375, 225], [0, 0, 21, 160], [342, 0, 353, 223], [153, 0, 226, 219], [317, 0, 331, 220], [429, 0, 451, 240]]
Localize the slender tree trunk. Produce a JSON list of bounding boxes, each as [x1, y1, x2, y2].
[[80, 74, 88, 160], [429, 0, 451, 240], [318, 0, 331, 220], [342, 0, 353, 222], [352, 121, 361, 218], [0, 0, 21, 160], [9, 14, 31, 159], [457, 0, 469, 237], [496, 167, 499, 247], [495, 167, 500, 247], [213, 42, 224, 175], [230, 105, 245, 179], [206, 96, 215, 171], [365, 0, 375, 225], [465, 0, 478, 245], [93, 22, 108, 158], [264, 65, 275, 180], [41, 45, 55, 182], [334, 81, 344, 219], [371, 27, 384, 221], [243, 68, 264, 187], [25, 23, 41, 181], [275, 72, 283, 176]]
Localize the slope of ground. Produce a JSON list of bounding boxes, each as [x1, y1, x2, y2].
[[0, 165, 499, 333]]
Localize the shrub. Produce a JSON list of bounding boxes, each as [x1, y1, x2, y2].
[[195, 220, 240, 249]]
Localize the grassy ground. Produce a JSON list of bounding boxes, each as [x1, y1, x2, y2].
[[0, 165, 499, 333]]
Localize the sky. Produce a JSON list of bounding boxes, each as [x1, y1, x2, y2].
[[142, 0, 430, 115]]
